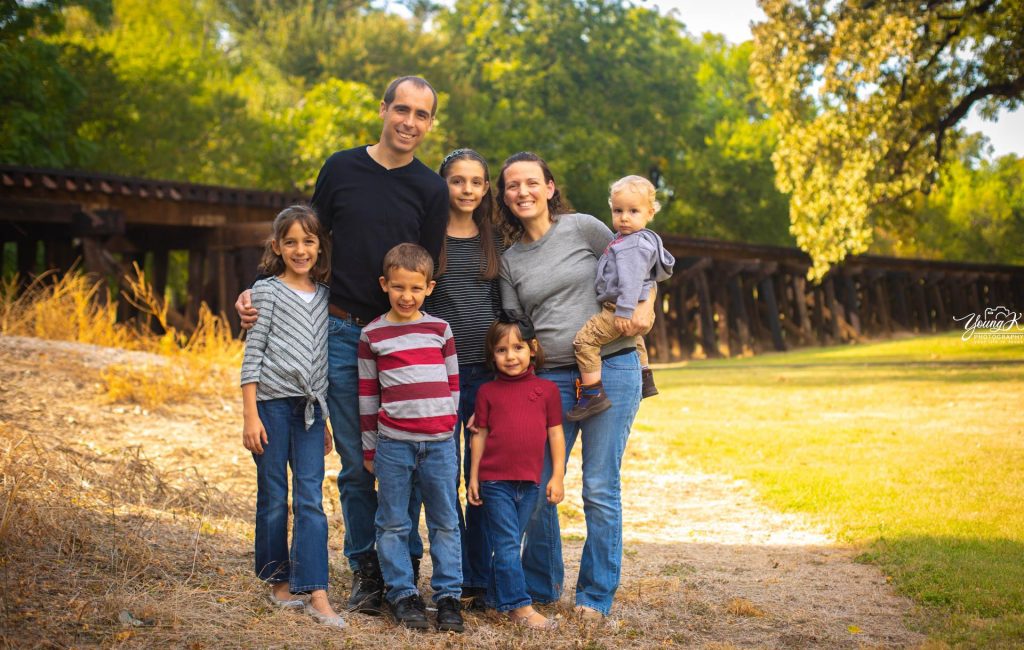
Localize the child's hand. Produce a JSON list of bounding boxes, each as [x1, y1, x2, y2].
[[546, 476, 564, 504], [467, 478, 482, 506], [363, 459, 374, 474], [242, 416, 268, 455], [614, 316, 631, 335], [466, 414, 479, 436], [323, 429, 333, 456]]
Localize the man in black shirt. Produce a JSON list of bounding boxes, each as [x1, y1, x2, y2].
[[236, 76, 449, 616]]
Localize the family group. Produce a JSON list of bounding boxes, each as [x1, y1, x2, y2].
[[237, 75, 675, 634]]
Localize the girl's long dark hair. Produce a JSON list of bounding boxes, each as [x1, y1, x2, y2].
[[495, 151, 572, 243], [258, 205, 331, 284], [437, 148, 501, 280]]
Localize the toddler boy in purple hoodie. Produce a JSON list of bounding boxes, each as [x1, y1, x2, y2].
[[567, 175, 675, 421]]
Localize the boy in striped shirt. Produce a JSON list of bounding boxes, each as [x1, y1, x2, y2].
[[358, 243, 464, 632]]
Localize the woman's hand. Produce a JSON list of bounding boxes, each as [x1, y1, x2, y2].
[[620, 286, 656, 336], [467, 477, 482, 506], [614, 316, 631, 335], [243, 415, 268, 454]]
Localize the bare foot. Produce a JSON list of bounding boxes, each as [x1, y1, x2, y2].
[[507, 606, 558, 630], [573, 605, 604, 624], [308, 590, 338, 617], [271, 582, 292, 601], [306, 590, 346, 628]]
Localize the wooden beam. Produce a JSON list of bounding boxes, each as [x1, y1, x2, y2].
[[693, 268, 720, 358], [841, 272, 862, 335], [16, 238, 37, 281], [729, 274, 753, 355], [711, 267, 732, 356], [758, 275, 786, 351], [792, 274, 812, 343], [185, 248, 206, 326], [823, 277, 843, 342]]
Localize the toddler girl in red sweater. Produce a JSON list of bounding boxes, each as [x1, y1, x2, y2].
[[467, 313, 566, 630]]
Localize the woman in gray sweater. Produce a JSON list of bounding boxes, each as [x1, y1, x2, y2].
[[496, 152, 652, 620]]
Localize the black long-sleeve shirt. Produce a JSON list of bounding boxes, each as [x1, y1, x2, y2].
[[311, 145, 448, 321]]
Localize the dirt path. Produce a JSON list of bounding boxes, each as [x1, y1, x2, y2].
[[0, 335, 925, 648]]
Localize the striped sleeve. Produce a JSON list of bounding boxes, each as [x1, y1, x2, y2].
[[357, 331, 380, 459], [240, 281, 276, 386], [443, 323, 460, 416]]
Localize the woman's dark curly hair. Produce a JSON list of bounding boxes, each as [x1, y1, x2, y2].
[[496, 152, 572, 242]]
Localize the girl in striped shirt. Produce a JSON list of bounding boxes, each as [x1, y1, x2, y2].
[[423, 149, 504, 602], [240, 205, 344, 628]]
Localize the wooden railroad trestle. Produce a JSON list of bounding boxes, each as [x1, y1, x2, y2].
[[3, 165, 1022, 356]]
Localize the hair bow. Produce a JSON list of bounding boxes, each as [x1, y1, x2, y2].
[[496, 309, 536, 340]]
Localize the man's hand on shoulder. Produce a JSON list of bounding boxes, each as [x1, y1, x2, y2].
[[235, 289, 257, 331]]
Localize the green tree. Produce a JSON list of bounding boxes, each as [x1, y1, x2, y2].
[[875, 137, 1024, 265], [752, 0, 1024, 278], [671, 36, 791, 245], [440, 0, 703, 222], [0, 0, 113, 167]]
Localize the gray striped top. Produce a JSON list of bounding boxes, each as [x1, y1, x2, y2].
[[240, 276, 330, 429]]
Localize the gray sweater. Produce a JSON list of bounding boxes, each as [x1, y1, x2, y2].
[[500, 213, 634, 367], [240, 276, 330, 429], [596, 229, 675, 318]]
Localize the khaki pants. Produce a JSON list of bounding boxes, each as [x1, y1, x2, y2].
[[573, 302, 650, 373]]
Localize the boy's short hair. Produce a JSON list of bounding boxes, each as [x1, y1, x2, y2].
[[382, 243, 435, 282], [608, 175, 662, 215]]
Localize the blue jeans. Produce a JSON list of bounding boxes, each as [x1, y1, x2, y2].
[[326, 315, 423, 570], [374, 435, 463, 603], [481, 480, 539, 612], [523, 351, 641, 615], [408, 362, 493, 589], [252, 397, 329, 593], [456, 362, 493, 589]]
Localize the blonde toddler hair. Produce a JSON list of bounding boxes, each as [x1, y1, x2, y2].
[[608, 175, 661, 215]]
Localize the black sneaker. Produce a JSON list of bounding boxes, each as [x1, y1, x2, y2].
[[435, 596, 465, 633], [348, 552, 384, 615], [641, 367, 659, 398], [566, 382, 612, 421], [387, 594, 429, 630]]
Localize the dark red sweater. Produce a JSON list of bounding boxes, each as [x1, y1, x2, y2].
[[474, 368, 562, 483]]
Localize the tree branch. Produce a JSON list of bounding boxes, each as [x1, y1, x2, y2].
[[932, 74, 1024, 166]]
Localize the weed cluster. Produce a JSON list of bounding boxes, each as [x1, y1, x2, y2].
[[0, 266, 241, 408]]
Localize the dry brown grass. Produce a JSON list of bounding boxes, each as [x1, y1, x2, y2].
[[0, 266, 241, 409]]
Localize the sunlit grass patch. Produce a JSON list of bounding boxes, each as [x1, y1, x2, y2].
[[0, 266, 241, 408], [642, 332, 1024, 646]]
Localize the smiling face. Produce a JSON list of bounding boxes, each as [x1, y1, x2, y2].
[[501, 161, 555, 224], [271, 221, 320, 281], [492, 327, 534, 377], [445, 159, 489, 218], [379, 266, 434, 322], [378, 81, 435, 159], [610, 188, 655, 236]]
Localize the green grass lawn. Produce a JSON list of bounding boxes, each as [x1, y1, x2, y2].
[[638, 332, 1024, 647]]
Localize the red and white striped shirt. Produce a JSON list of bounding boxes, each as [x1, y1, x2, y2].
[[358, 313, 460, 460]]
